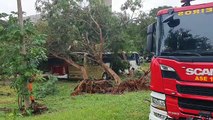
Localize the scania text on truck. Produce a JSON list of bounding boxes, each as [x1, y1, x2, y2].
[[146, 1, 213, 120]]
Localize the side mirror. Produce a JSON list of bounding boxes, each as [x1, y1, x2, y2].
[[146, 23, 156, 52], [163, 15, 180, 28]]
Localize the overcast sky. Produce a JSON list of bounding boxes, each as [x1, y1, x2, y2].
[[0, 0, 212, 16]]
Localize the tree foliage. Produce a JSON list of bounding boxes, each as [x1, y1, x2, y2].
[[149, 6, 172, 18], [0, 13, 47, 95], [117, 0, 151, 53], [36, 0, 123, 55], [35, 0, 127, 83]]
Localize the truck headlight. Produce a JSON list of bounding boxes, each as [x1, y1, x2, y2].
[[160, 65, 175, 72], [154, 112, 167, 120], [151, 97, 166, 111]]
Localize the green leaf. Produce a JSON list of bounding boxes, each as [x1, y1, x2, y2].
[[0, 12, 8, 18], [0, 25, 3, 31]]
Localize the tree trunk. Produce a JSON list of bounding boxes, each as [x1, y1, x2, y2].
[[17, 0, 31, 109], [51, 53, 89, 80], [122, 52, 132, 76], [65, 60, 88, 80], [17, 0, 26, 54], [100, 62, 122, 85], [80, 66, 88, 80], [17, 0, 23, 29], [90, 15, 121, 84]]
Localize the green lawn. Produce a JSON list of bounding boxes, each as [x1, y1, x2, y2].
[[0, 81, 150, 120]]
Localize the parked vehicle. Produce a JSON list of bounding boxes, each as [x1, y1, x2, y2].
[[43, 53, 104, 80], [103, 52, 141, 72], [147, 1, 213, 120], [42, 52, 141, 80]]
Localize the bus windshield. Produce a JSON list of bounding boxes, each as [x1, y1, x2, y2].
[[158, 10, 213, 56]]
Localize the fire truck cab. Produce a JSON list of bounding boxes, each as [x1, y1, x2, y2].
[[147, 1, 213, 120]]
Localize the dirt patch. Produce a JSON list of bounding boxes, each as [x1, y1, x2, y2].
[[0, 107, 12, 112], [71, 70, 150, 96], [0, 101, 15, 104], [0, 80, 12, 86], [0, 92, 11, 96]]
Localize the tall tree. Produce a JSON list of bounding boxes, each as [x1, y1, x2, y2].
[[0, 1, 47, 110]]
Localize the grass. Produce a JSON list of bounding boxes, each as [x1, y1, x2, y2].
[[0, 85, 17, 113], [0, 80, 151, 120]]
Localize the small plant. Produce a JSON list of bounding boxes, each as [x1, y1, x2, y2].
[[33, 75, 58, 98], [134, 70, 144, 78], [110, 59, 130, 74]]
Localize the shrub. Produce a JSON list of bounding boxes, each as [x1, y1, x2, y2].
[[33, 75, 58, 98]]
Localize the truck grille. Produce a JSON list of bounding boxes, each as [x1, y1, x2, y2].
[[177, 85, 213, 97], [178, 98, 213, 112]]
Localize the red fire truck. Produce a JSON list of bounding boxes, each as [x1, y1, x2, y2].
[[147, 1, 213, 120]]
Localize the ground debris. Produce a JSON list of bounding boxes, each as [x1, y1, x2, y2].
[[20, 102, 48, 115], [71, 70, 150, 96], [31, 102, 48, 114], [71, 80, 114, 96]]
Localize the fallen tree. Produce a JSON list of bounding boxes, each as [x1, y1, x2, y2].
[[71, 70, 150, 96], [35, 0, 123, 84]]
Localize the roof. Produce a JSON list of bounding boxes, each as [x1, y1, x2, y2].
[[157, 2, 213, 16]]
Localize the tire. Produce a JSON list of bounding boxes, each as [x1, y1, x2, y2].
[[102, 72, 110, 80]]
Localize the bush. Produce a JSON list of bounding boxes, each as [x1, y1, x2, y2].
[[33, 75, 58, 98]]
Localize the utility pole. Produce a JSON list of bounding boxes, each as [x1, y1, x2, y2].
[[17, 0, 24, 29], [17, 0, 30, 109], [17, 0, 26, 55]]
